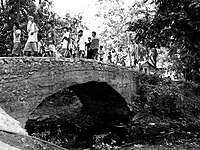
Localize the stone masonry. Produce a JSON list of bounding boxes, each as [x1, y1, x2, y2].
[[0, 57, 138, 127]]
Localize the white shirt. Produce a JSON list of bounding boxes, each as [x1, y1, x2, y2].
[[27, 22, 38, 42], [62, 32, 70, 49], [78, 36, 86, 51]]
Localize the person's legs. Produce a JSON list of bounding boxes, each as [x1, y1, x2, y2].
[[69, 48, 73, 58], [64, 49, 70, 58], [77, 50, 80, 58], [23, 42, 32, 56], [79, 50, 84, 58], [91, 48, 98, 59], [17, 43, 23, 56], [67, 49, 72, 58], [51, 45, 56, 57], [63, 48, 67, 57], [87, 50, 92, 59], [48, 45, 53, 57], [12, 43, 19, 56], [15, 43, 22, 57], [94, 48, 98, 60], [83, 50, 87, 58], [30, 42, 38, 56]]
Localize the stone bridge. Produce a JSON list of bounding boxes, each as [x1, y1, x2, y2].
[[0, 57, 139, 127]]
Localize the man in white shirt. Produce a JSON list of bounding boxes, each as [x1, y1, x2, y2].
[[78, 30, 86, 58], [12, 22, 22, 57], [23, 16, 38, 56]]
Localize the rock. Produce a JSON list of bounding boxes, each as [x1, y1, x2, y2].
[[0, 107, 27, 135], [0, 141, 21, 150]]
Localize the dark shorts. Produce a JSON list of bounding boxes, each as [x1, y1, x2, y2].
[[91, 48, 98, 59], [12, 42, 22, 56]]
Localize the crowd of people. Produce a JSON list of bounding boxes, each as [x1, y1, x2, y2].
[[11, 16, 134, 66], [11, 16, 102, 61]]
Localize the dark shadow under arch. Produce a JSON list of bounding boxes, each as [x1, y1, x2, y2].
[[25, 81, 130, 149], [68, 81, 130, 120]]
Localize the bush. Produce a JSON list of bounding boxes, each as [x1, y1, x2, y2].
[[133, 73, 200, 119]]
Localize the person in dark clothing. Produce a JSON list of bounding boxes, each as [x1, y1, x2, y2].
[[108, 51, 112, 63], [90, 31, 99, 60], [99, 45, 104, 61], [46, 21, 56, 57], [86, 37, 92, 59]]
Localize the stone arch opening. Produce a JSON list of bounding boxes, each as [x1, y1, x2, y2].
[[25, 81, 130, 149]]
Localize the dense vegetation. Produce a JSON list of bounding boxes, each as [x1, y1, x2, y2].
[[0, 0, 86, 56], [128, 0, 200, 83]]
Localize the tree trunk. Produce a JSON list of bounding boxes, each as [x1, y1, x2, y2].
[[1, 0, 5, 11], [17, 0, 21, 23]]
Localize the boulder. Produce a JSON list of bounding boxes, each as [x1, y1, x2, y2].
[[0, 107, 27, 135]]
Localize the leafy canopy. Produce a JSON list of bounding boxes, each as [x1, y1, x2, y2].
[[128, 0, 200, 82]]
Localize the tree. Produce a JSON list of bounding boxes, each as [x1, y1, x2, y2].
[[95, 0, 138, 66], [0, 0, 55, 56], [128, 0, 200, 82], [96, 0, 159, 67]]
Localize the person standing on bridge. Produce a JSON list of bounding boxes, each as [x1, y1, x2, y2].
[[46, 21, 58, 57], [23, 16, 39, 56], [86, 37, 92, 59], [98, 45, 104, 62], [62, 27, 72, 58], [77, 30, 86, 58], [11, 22, 22, 57], [90, 31, 99, 60]]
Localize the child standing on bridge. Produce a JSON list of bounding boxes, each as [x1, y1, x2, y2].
[[77, 30, 86, 58], [46, 21, 56, 57], [12, 22, 22, 57], [62, 27, 72, 58]]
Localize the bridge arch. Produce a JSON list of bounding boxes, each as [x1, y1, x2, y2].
[[0, 57, 138, 126]]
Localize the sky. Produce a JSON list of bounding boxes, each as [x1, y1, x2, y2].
[[50, 0, 137, 31], [51, 0, 97, 30], [51, 0, 96, 18]]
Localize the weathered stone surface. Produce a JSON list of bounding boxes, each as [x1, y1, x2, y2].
[[0, 107, 27, 135], [0, 57, 138, 126], [0, 141, 21, 150]]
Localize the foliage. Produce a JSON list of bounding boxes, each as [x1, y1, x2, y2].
[[134, 74, 200, 119], [0, 0, 55, 56], [128, 0, 200, 82], [93, 133, 119, 150], [96, 0, 130, 50], [0, 0, 87, 56], [95, 0, 143, 66]]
